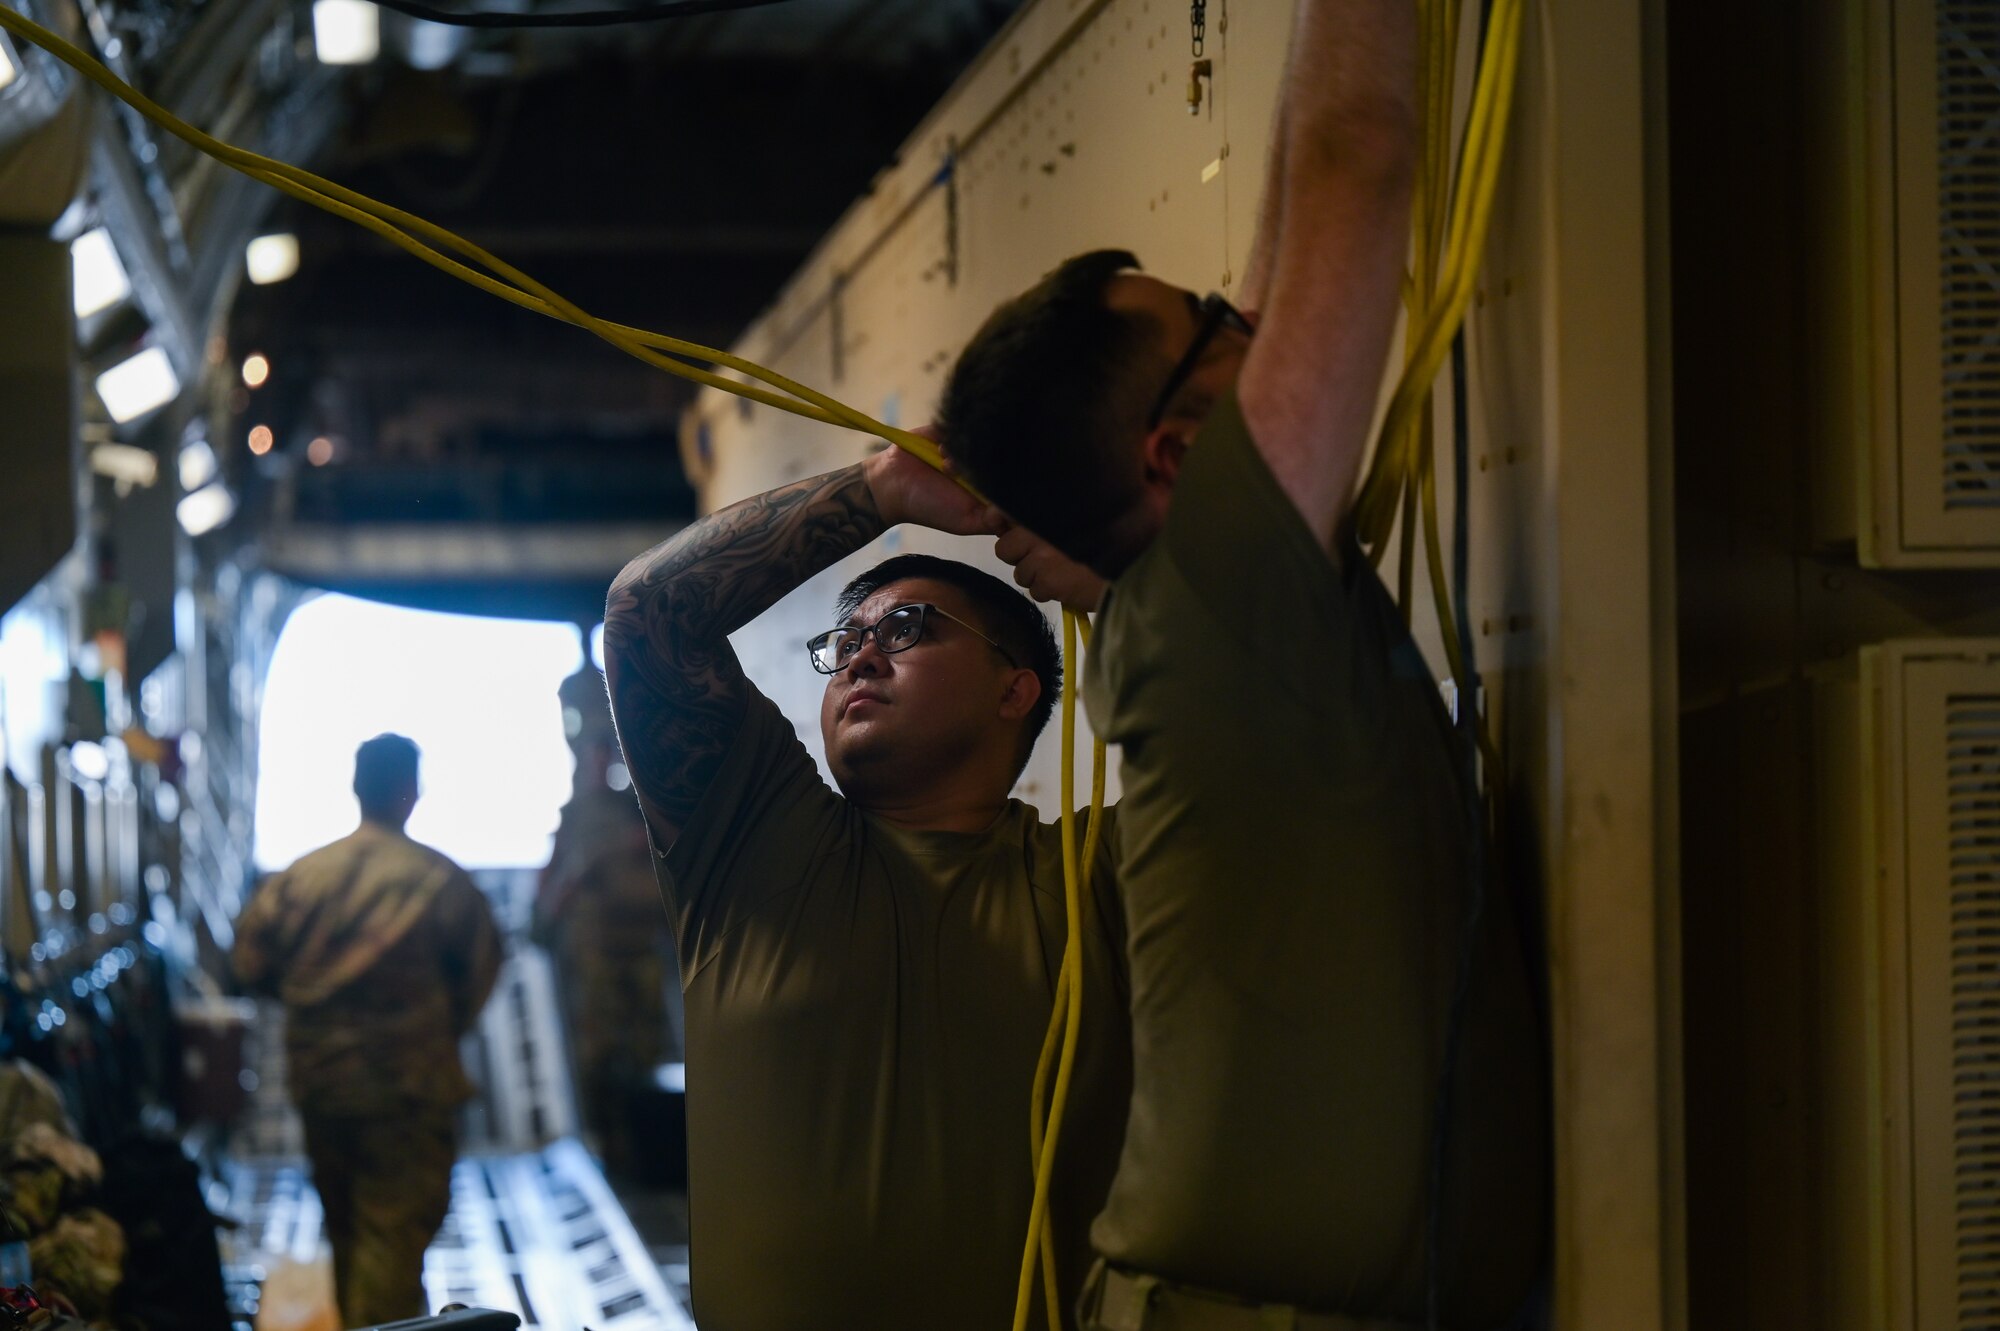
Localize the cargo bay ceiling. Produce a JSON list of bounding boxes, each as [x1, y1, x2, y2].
[[0, 0, 1022, 620]]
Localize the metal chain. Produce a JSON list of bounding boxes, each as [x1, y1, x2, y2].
[[1190, 0, 1205, 56]]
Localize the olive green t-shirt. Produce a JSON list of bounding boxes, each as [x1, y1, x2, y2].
[[1081, 390, 1548, 1325], [659, 689, 1131, 1330]]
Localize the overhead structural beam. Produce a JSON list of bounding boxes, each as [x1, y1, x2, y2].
[[91, 126, 203, 379], [261, 521, 687, 582], [83, 20, 341, 387], [325, 221, 829, 259], [155, 0, 285, 133], [190, 67, 344, 338]]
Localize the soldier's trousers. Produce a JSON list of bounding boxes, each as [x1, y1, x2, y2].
[[301, 1105, 458, 1328]]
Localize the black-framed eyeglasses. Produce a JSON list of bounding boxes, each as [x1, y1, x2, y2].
[[1145, 292, 1254, 430], [806, 602, 1017, 675]]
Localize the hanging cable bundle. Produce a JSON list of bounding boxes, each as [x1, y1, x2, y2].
[[1013, 614, 1106, 1331], [1352, 0, 1523, 752], [1348, 5, 1525, 1325]]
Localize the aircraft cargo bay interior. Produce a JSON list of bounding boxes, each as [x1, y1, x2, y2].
[[0, 1, 1996, 1329]]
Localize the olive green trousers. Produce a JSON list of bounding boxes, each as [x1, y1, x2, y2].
[[301, 1106, 457, 1328]]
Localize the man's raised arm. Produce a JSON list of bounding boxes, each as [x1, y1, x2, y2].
[[602, 445, 998, 851], [1236, 0, 1418, 549]]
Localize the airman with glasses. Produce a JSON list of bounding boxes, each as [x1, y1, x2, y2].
[[602, 440, 1131, 1330]]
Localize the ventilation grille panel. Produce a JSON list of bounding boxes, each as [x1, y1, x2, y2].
[[1938, 4, 2000, 512], [1953, 693, 2000, 1327]]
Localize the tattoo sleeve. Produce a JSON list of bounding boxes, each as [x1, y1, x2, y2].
[[602, 463, 884, 848]]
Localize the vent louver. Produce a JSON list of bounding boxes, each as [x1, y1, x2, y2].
[[1938, 4, 2000, 512], [1952, 692, 2000, 1327]]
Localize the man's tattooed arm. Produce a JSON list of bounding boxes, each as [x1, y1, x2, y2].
[[602, 464, 884, 850]]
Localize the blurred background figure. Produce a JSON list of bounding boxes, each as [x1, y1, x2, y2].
[[232, 733, 502, 1327], [536, 662, 682, 1179]]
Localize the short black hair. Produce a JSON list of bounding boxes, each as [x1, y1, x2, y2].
[[353, 733, 420, 820], [834, 553, 1062, 777], [939, 249, 1167, 566]]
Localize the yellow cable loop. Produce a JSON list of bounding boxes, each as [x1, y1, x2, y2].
[[1354, 0, 1518, 552], [1027, 971, 1069, 1331], [1013, 610, 1099, 1331], [1366, 0, 1456, 580], [1022, 706, 1106, 1330], [1360, 0, 1512, 543], [0, 4, 949, 472]]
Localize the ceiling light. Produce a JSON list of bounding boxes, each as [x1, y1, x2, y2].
[[242, 353, 270, 388], [313, 0, 380, 66], [68, 742, 110, 783], [96, 347, 181, 424], [90, 443, 160, 489], [404, 19, 469, 71], [248, 426, 275, 456], [307, 436, 335, 467], [71, 228, 131, 320], [176, 483, 236, 537], [245, 233, 299, 286], [179, 438, 218, 492]]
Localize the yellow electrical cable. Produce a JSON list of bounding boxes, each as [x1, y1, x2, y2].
[[1353, 0, 1522, 745], [1013, 612, 1100, 1331], [1368, 0, 1504, 543], [1026, 971, 1070, 1330], [0, 4, 955, 471], [1029, 630, 1107, 1329], [1024, 707, 1105, 1331], [1356, 0, 1521, 564]]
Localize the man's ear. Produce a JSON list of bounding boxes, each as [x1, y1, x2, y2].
[[997, 666, 1042, 723], [1141, 425, 1192, 490]]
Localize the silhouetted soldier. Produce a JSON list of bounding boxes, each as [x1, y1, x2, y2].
[[536, 667, 678, 1175], [234, 733, 501, 1327]]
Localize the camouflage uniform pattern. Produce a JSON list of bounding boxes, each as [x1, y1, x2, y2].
[[297, 1109, 455, 1329], [0, 1106, 126, 1323], [535, 788, 677, 1174], [233, 823, 501, 1326], [0, 1062, 76, 1144]]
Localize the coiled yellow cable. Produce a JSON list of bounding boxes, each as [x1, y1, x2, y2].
[[0, 3, 1521, 1324], [1013, 612, 1105, 1330]]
